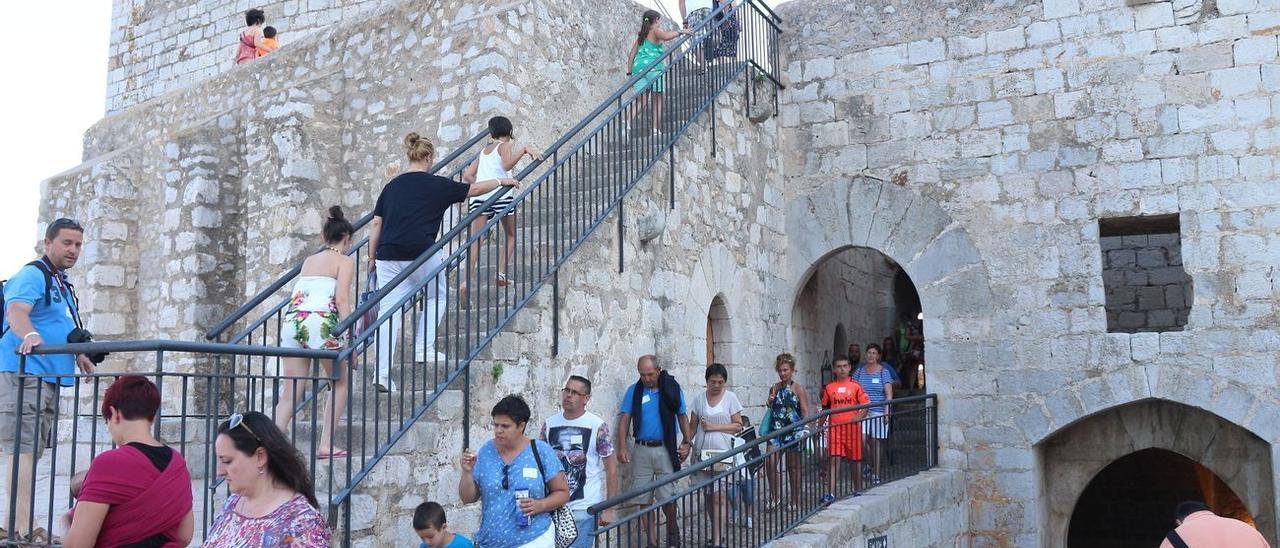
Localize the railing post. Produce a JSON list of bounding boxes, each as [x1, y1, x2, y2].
[[618, 200, 625, 274], [552, 271, 560, 357], [154, 350, 164, 439], [711, 102, 718, 157], [463, 359, 471, 450], [669, 147, 675, 210]]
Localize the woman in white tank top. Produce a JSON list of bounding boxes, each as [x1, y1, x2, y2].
[[460, 116, 542, 303], [275, 206, 356, 459]]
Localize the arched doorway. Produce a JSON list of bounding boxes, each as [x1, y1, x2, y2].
[[706, 294, 731, 366], [789, 246, 923, 389], [1067, 448, 1254, 547], [833, 323, 847, 361], [1039, 399, 1276, 547]]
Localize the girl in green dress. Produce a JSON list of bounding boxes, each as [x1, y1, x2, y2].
[[625, 10, 689, 135]]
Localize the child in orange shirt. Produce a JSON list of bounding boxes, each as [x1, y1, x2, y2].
[[257, 26, 279, 56], [820, 355, 869, 503]]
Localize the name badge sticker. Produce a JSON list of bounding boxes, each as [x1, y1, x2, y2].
[[523, 467, 539, 479], [837, 386, 847, 393], [871, 378, 881, 384], [641, 394, 652, 404]]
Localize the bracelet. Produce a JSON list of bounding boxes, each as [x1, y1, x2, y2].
[[23, 332, 39, 340]]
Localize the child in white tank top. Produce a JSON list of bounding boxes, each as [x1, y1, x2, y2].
[[460, 116, 542, 303]]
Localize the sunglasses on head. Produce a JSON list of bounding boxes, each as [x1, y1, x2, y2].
[[50, 218, 83, 231], [227, 413, 261, 442], [502, 463, 511, 490]]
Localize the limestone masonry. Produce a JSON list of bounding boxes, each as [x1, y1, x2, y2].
[[38, 0, 1280, 545]]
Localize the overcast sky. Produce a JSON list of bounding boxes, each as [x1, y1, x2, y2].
[[0, 2, 110, 277], [0, 0, 785, 279]]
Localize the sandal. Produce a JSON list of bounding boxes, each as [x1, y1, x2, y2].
[[26, 528, 51, 545], [496, 272, 511, 287], [317, 449, 349, 460]]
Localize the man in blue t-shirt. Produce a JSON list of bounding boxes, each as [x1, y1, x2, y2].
[[1, 218, 95, 539], [617, 355, 691, 548]]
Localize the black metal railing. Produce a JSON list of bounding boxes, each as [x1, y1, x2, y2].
[[317, 2, 783, 540], [589, 394, 938, 547], [2, 340, 339, 545], [203, 129, 491, 345]]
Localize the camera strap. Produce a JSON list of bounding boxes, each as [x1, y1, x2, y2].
[[34, 257, 84, 332]]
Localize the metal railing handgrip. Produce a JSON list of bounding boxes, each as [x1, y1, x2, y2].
[[586, 394, 937, 515], [29, 339, 339, 360], [205, 130, 491, 340]]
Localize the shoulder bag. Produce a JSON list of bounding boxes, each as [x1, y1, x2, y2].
[[529, 441, 579, 548]]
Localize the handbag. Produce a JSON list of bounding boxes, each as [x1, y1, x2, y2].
[[529, 441, 579, 548], [356, 270, 379, 336], [759, 408, 774, 436]]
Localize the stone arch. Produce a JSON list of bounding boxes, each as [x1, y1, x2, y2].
[[1037, 398, 1276, 547], [785, 177, 996, 346], [833, 322, 847, 360], [671, 244, 752, 377]]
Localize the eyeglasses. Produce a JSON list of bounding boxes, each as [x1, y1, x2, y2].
[[502, 463, 511, 490], [227, 413, 261, 442], [561, 387, 588, 398]]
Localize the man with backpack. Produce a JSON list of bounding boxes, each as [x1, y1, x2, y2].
[[1, 218, 95, 543]]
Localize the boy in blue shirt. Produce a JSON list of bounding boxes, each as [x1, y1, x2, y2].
[[414, 501, 473, 548], [1, 218, 94, 541]]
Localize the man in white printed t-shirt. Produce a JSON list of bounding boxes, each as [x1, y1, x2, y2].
[[542, 375, 619, 547]]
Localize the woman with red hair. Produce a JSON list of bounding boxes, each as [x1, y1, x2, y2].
[[63, 375, 194, 548]]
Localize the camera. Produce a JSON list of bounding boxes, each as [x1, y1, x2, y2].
[[67, 328, 109, 364]]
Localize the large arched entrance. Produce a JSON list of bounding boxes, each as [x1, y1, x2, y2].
[[789, 246, 925, 392], [1067, 448, 1254, 547], [1040, 399, 1276, 547]]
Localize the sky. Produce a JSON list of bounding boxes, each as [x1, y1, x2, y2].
[[0, 2, 111, 277], [0, 0, 784, 279]]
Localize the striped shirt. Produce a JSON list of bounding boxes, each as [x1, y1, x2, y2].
[[853, 365, 894, 415]]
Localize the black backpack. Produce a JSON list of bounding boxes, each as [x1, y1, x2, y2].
[[0, 261, 55, 337]]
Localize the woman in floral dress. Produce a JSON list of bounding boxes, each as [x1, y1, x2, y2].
[[207, 412, 331, 546], [765, 353, 810, 509], [275, 206, 355, 459]]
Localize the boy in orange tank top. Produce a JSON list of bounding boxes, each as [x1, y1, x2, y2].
[[820, 355, 869, 502]]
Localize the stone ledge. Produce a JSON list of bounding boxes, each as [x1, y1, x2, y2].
[[768, 468, 967, 548]]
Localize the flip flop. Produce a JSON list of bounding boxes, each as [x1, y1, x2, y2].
[[317, 449, 348, 460]]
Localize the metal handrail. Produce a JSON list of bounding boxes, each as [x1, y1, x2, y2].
[[588, 394, 937, 514], [589, 395, 938, 546], [30, 339, 339, 360], [204, 130, 491, 341], [331, 0, 763, 338]]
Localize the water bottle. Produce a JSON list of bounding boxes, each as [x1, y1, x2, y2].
[[514, 488, 531, 528]]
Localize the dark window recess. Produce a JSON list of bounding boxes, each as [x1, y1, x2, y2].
[[1099, 214, 1192, 333]]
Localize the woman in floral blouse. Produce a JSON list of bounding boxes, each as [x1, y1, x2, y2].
[[275, 205, 355, 459], [207, 411, 332, 546]]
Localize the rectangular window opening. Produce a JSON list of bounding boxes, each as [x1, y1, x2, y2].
[[1099, 214, 1192, 333]]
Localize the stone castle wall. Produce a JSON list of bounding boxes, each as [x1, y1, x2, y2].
[[107, 0, 390, 113], [39, 0, 1280, 544], [777, 0, 1280, 545], [45, 0, 645, 353]]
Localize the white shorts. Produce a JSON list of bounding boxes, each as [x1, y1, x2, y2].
[[865, 413, 890, 440]]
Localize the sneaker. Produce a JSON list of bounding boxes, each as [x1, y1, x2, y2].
[[820, 493, 835, 504]]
